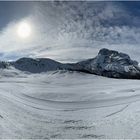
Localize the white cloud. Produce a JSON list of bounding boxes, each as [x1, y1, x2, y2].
[[0, 2, 140, 63]]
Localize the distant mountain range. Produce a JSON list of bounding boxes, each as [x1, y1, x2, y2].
[[1, 48, 140, 79]]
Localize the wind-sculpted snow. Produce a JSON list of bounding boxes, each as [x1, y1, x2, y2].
[[1, 48, 140, 79]]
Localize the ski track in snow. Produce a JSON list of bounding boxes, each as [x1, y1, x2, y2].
[[0, 71, 140, 138]]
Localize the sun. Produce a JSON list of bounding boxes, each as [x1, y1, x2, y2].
[[17, 21, 31, 38]]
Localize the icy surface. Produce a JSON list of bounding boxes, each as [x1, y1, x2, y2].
[[0, 70, 140, 138]]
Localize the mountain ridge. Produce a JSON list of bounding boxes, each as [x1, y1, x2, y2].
[[0, 48, 140, 79]]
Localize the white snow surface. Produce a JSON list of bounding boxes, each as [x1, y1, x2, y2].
[[0, 69, 140, 138]]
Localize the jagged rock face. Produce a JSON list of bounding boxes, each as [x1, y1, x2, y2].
[[76, 48, 140, 79]]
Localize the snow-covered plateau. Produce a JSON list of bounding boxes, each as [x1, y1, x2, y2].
[[0, 49, 140, 138]]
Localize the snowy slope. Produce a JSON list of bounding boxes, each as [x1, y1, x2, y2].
[[0, 70, 140, 138]]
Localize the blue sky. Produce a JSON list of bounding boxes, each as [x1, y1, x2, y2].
[[1, 1, 140, 62], [0, 2, 35, 29]]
